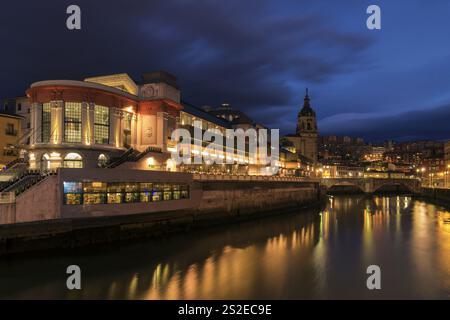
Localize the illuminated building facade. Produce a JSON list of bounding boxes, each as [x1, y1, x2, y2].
[[20, 71, 285, 175], [0, 112, 22, 168]]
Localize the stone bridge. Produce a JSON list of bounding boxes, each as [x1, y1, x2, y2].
[[321, 178, 421, 194]]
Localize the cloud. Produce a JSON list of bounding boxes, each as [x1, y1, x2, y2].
[[0, 0, 371, 123], [319, 103, 450, 141]]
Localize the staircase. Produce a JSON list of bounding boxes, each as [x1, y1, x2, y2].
[[1, 157, 27, 171], [106, 148, 138, 168], [0, 170, 40, 193], [106, 146, 163, 168], [132, 146, 162, 162], [0, 170, 56, 196]]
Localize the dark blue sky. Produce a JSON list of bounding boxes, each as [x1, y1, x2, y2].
[[1, 0, 450, 141]]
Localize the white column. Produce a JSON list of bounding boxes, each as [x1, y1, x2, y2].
[[114, 109, 122, 148], [31, 103, 42, 145], [89, 103, 95, 145], [131, 113, 138, 147], [118, 111, 124, 148], [81, 102, 90, 145], [109, 107, 117, 147]]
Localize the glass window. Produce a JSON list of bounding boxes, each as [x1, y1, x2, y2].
[[63, 181, 83, 205], [65, 193, 82, 205], [124, 192, 139, 203], [63, 181, 189, 205], [181, 185, 189, 199], [163, 184, 172, 201], [42, 103, 51, 143], [94, 105, 109, 144], [64, 182, 82, 193], [107, 193, 123, 204], [64, 102, 82, 143], [152, 184, 163, 202], [107, 182, 125, 193], [124, 183, 138, 192], [83, 182, 107, 193], [83, 193, 106, 205], [140, 192, 151, 202], [63, 153, 83, 168], [172, 184, 181, 200], [140, 183, 153, 191]]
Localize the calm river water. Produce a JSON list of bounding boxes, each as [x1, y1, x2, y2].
[[1, 195, 450, 299]]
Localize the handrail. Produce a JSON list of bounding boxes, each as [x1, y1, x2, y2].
[[192, 174, 310, 183]]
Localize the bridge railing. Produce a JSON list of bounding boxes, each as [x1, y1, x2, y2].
[[193, 174, 315, 183]]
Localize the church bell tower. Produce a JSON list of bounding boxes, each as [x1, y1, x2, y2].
[[296, 88, 318, 162]]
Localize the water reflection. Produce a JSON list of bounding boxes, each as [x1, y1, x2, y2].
[[0, 195, 449, 299]]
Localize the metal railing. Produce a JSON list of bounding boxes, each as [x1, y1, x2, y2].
[[193, 174, 312, 182]]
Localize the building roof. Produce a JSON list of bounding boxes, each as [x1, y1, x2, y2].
[[0, 111, 23, 119], [207, 104, 255, 126], [181, 101, 232, 128]]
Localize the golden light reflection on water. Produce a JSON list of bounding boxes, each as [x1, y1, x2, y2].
[[134, 196, 450, 299], [22, 195, 450, 300]]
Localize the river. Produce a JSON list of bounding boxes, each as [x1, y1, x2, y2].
[[0, 195, 449, 299]]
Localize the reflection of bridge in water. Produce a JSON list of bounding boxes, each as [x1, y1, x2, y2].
[[321, 178, 421, 194]]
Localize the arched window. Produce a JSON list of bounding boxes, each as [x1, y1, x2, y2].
[[98, 154, 108, 168], [41, 153, 50, 171], [63, 153, 83, 168]]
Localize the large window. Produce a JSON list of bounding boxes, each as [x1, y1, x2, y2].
[[64, 102, 82, 143], [63, 153, 83, 168], [63, 182, 82, 205], [63, 181, 190, 205], [42, 103, 51, 143], [94, 105, 109, 144]]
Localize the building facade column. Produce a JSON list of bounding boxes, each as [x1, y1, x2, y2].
[[131, 113, 138, 147], [81, 102, 91, 145], [31, 102, 42, 145], [88, 103, 95, 145], [51, 101, 64, 145], [109, 107, 117, 147]]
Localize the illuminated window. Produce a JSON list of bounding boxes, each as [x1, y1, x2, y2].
[[83, 193, 106, 204], [42, 103, 51, 143], [152, 184, 163, 201], [63, 182, 82, 205], [63, 153, 83, 168], [63, 181, 189, 205], [181, 185, 189, 199], [107, 193, 122, 204], [64, 102, 82, 143], [83, 181, 107, 193], [94, 105, 109, 144], [163, 184, 172, 200]]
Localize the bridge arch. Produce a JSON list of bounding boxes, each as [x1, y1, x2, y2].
[[323, 181, 365, 194], [372, 181, 416, 194]]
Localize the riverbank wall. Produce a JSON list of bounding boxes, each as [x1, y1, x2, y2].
[[419, 187, 450, 204], [0, 174, 323, 255]]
